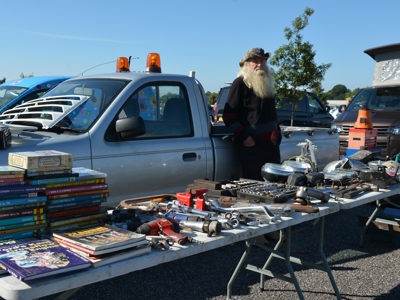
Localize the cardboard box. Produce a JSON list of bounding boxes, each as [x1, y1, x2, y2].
[[8, 150, 73, 171]]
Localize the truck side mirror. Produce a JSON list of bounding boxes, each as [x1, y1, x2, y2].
[[115, 116, 145, 139]]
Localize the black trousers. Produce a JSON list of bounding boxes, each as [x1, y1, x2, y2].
[[239, 143, 280, 181]]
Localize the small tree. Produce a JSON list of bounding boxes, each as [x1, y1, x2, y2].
[[270, 7, 331, 125]]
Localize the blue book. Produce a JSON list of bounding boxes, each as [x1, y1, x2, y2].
[[0, 239, 91, 281], [46, 198, 104, 211], [47, 193, 108, 205], [0, 196, 47, 207], [0, 214, 46, 226], [0, 185, 46, 195]]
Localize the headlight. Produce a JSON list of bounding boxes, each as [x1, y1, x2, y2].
[[388, 126, 400, 135], [331, 124, 342, 133]]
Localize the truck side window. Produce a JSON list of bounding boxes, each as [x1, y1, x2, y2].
[[113, 83, 193, 140]]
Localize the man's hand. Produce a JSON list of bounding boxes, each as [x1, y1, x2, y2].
[[243, 136, 256, 147]]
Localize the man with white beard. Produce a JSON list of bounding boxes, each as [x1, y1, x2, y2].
[[223, 48, 281, 180]]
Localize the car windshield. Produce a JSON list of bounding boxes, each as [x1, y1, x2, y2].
[[347, 86, 400, 111], [0, 86, 28, 107], [45, 78, 129, 131]]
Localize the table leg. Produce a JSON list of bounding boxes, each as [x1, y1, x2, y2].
[[226, 239, 254, 300]]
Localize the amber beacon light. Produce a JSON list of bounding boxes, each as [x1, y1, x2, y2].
[[116, 57, 130, 72], [146, 53, 161, 73]]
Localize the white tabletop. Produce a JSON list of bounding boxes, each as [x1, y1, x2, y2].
[[0, 202, 340, 300]]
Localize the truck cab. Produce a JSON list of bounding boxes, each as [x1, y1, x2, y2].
[[0, 55, 239, 204]]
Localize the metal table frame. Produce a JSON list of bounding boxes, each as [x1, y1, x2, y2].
[[226, 216, 341, 300]]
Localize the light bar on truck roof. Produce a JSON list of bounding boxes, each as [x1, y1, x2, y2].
[[116, 57, 130, 72], [146, 53, 161, 73]]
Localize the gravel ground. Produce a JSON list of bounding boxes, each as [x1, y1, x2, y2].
[[38, 201, 400, 300]]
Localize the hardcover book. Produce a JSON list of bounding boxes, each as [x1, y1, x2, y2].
[[52, 224, 146, 252], [8, 150, 73, 171], [53, 236, 148, 256], [0, 239, 91, 281]]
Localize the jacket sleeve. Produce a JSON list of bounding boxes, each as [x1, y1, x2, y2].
[[222, 78, 251, 143]]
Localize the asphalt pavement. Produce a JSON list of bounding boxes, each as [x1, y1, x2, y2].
[[40, 201, 400, 300]]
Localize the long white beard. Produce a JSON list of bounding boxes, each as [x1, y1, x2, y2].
[[239, 64, 274, 99]]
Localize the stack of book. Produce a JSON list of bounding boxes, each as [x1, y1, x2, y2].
[[39, 167, 110, 232], [0, 166, 47, 240], [52, 224, 150, 267], [7, 150, 109, 233]]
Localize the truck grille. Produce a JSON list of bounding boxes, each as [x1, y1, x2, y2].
[[339, 125, 389, 152]]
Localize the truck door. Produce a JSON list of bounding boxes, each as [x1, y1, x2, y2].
[[90, 81, 211, 202]]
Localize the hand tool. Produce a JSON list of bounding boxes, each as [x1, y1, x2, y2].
[[136, 217, 188, 245]]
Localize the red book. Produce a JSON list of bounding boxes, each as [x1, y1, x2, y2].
[[45, 183, 108, 196]]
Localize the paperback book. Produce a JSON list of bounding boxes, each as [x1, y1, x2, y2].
[[52, 224, 146, 252], [0, 238, 91, 281], [64, 244, 151, 267], [45, 183, 109, 196]]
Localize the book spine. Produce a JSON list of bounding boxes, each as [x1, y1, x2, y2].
[[0, 222, 46, 233], [0, 185, 46, 195], [0, 207, 45, 220], [48, 212, 107, 228], [45, 183, 109, 196], [0, 228, 40, 240], [47, 189, 109, 200], [0, 214, 46, 226], [0, 202, 46, 212], [0, 196, 47, 207], [45, 178, 106, 189], [46, 205, 101, 219], [0, 192, 43, 200], [0, 174, 24, 179], [47, 193, 108, 205], [46, 199, 104, 211]]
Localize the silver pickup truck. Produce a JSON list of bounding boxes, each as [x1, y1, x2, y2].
[[0, 54, 339, 204]]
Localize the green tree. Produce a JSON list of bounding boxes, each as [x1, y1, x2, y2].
[[326, 84, 349, 100], [206, 91, 218, 105], [270, 7, 331, 125], [0, 78, 5, 84]]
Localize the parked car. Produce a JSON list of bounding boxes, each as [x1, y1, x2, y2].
[[214, 86, 333, 128], [0, 76, 71, 114], [333, 43, 400, 157]]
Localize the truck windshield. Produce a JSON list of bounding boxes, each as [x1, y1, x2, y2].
[[0, 86, 28, 107], [347, 86, 400, 111], [45, 78, 129, 131]]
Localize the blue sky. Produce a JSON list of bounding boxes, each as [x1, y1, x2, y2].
[[1, 0, 398, 93]]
